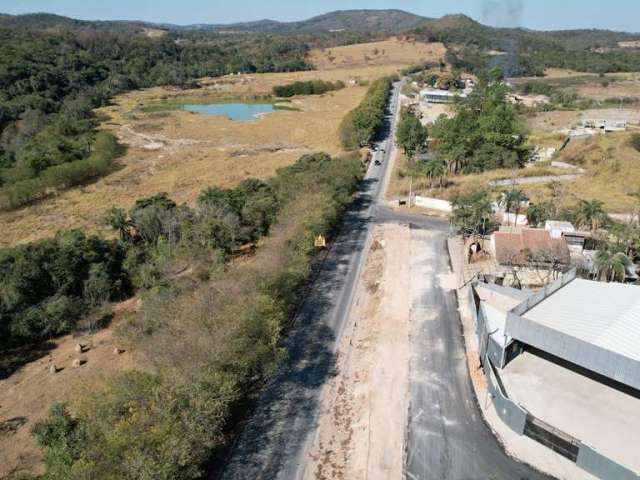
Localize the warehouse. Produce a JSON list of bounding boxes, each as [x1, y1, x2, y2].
[[471, 270, 640, 479]]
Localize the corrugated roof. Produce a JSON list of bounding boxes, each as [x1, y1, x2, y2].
[[524, 278, 640, 361], [493, 228, 571, 266]]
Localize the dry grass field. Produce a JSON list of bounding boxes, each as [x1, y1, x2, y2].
[[523, 131, 640, 212], [310, 37, 446, 71], [0, 38, 445, 247]]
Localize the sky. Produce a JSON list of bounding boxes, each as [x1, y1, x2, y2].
[[1, 0, 638, 32]]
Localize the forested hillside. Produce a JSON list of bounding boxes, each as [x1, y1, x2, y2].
[[0, 27, 310, 209], [411, 14, 640, 76]]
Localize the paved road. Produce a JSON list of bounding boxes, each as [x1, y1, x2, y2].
[[218, 80, 404, 480], [405, 223, 553, 480], [219, 78, 551, 480]]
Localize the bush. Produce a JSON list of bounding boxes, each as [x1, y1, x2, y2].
[[272, 80, 345, 97], [0, 132, 120, 211]]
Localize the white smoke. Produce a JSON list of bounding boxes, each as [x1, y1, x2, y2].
[[481, 0, 523, 28]]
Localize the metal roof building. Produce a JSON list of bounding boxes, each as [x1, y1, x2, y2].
[[505, 277, 640, 391]]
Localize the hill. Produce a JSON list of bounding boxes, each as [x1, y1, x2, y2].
[[0, 9, 428, 34], [410, 14, 640, 76]]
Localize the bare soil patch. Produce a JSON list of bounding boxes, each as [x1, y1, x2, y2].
[[0, 299, 138, 479], [305, 224, 411, 480]]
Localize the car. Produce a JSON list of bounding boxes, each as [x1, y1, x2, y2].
[[374, 160, 381, 166]]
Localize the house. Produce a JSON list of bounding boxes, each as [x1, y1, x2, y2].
[[544, 220, 575, 239], [420, 88, 467, 104], [490, 228, 571, 287]]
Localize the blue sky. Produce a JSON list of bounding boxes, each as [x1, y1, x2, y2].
[[1, 0, 637, 32]]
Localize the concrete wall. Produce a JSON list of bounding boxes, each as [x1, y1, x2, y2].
[[577, 444, 640, 480], [414, 195, 452, 212], [485, 358, 527, 435]]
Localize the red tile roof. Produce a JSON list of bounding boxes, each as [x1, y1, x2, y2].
[[493, 229, 571, 266]]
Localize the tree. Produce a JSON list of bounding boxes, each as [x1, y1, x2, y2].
[[103, 207, 131, 242], [451, 190, 494, 237], [526, 200, 553, 227], [594, 249, 632, 282], [418, 159, 447, 189], [575, 199, 607, 232], [499, 188, 526, 226], [431, 76, 529, 174], [396, 106, 428, 162]]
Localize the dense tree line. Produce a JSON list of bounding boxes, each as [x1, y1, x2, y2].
[[273, 79, 345, 97], [0, 27, 311, 210], [11, 151, 363, 478], [340, 76, 394, 149], [431, 68, 530, 174]]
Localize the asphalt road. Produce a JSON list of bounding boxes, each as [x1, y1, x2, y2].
[[218, 80, 404, 480], [404, 222, 553, 480], [218, 79, 552, 480]]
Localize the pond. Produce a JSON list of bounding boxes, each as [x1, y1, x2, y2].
[[182, 103, 275, 121]]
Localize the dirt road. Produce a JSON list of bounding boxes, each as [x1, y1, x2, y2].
[[305, 223, 411, 480]]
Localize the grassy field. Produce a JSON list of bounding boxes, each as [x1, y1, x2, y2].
[[310, 37, 446, 71], [523, 131, 640, 212], [0, 38, 445, 247]]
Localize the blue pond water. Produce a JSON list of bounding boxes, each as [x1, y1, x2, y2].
[[182, 103, 274, 121]]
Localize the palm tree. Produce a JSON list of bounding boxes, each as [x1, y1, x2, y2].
[[594, 250, 632, 282], [499, 188, 525, 226], [575, 199, 606, 232], [422, 159, 448, 189]]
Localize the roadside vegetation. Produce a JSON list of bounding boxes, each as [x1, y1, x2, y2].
[[273, 79, 345, 97], [340, 76, 394, 149], [395, 105, 429, 161], [7, 151, 363, 478]]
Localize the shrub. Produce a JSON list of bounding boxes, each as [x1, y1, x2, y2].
[[272, 80, 345, 97], [0, 132, 120, 211]]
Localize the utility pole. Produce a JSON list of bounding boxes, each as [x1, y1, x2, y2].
[[409, 175, 413, 208]]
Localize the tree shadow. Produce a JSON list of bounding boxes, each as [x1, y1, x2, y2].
[[0, 416, 28, 437], [0, 341, 56, 380]]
